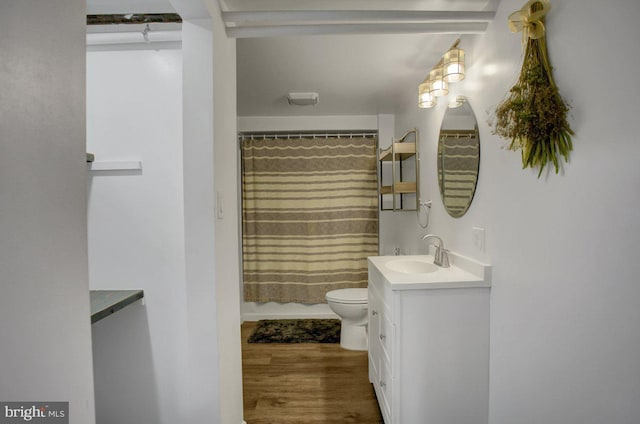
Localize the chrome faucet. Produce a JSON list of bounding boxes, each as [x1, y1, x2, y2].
[[421, 234, 450, 268]]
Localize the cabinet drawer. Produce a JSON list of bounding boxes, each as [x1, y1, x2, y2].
[[369, 284, 393, 365], [379, 308, 393, 363], [378, 357, 392, 421], [368, 288, 381, 362]]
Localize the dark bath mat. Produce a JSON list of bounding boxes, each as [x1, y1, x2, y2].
[[248, 319, 341, 344]]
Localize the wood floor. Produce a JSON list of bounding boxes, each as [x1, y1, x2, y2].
[[242, 321, 383, 424]]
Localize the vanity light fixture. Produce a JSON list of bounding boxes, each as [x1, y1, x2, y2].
[[443, 40, 465, 83], [428, 66, 449, 97], [417, 39, 466, 108], [418, 79, 437, 108]]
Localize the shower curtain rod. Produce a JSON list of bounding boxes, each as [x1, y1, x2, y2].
[[238, 131, 377, 141]]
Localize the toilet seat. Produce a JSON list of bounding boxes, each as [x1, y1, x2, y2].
[[325, 288, 368, 304]]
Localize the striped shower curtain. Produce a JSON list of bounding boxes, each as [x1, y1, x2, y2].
[[241, 135, 379, 304]]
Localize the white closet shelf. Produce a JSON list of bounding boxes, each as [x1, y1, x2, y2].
[[89, 161, 142, 171]]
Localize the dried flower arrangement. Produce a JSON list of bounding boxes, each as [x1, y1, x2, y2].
[[492, 0, 573, 177]]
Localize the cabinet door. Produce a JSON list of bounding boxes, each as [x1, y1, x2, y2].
[[397, 289, 490, 424]]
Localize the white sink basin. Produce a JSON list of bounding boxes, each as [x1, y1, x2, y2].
[[385, 259, 439, 274], [369, 254, 491, 290]]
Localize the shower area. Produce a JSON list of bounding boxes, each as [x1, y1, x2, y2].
[[240, 132, 379, 318]]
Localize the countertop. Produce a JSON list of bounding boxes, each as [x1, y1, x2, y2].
[[368, 253, 491, 290], [90, 290, 144, 324]]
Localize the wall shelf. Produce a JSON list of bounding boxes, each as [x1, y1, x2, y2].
[[379, 142, 416, 161], [88, 161, 142, 171], [379, 129, 419, 211], [90, 290, 144, 324], [380, 182, 417, 195]]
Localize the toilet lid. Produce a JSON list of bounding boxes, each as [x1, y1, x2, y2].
[[325, 288, 368, 304]]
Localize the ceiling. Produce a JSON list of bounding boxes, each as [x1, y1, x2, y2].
[[86, 0, 501, 117]]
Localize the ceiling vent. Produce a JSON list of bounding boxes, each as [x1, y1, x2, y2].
[[287, 92, 319, 106]]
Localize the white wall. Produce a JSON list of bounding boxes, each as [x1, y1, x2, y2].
[[173, 2, 245, 422], [87, 48, 187, 424], [210, 2, 245, 423], [89, 10, 244, 423], [389, 0, 640, 422], [0, 1, 96, 423], [180, 18, 223, 424]]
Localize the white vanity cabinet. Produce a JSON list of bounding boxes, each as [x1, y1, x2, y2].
[[368, 256, 491, 424]]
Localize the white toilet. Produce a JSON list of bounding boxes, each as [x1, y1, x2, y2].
[[325, 288, 368, 351]]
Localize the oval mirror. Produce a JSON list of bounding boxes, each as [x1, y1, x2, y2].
[[437, 99, 480, 218]]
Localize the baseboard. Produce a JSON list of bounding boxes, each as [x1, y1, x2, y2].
[[242, 301, 339, 322], [242, 311, 339, 321]]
